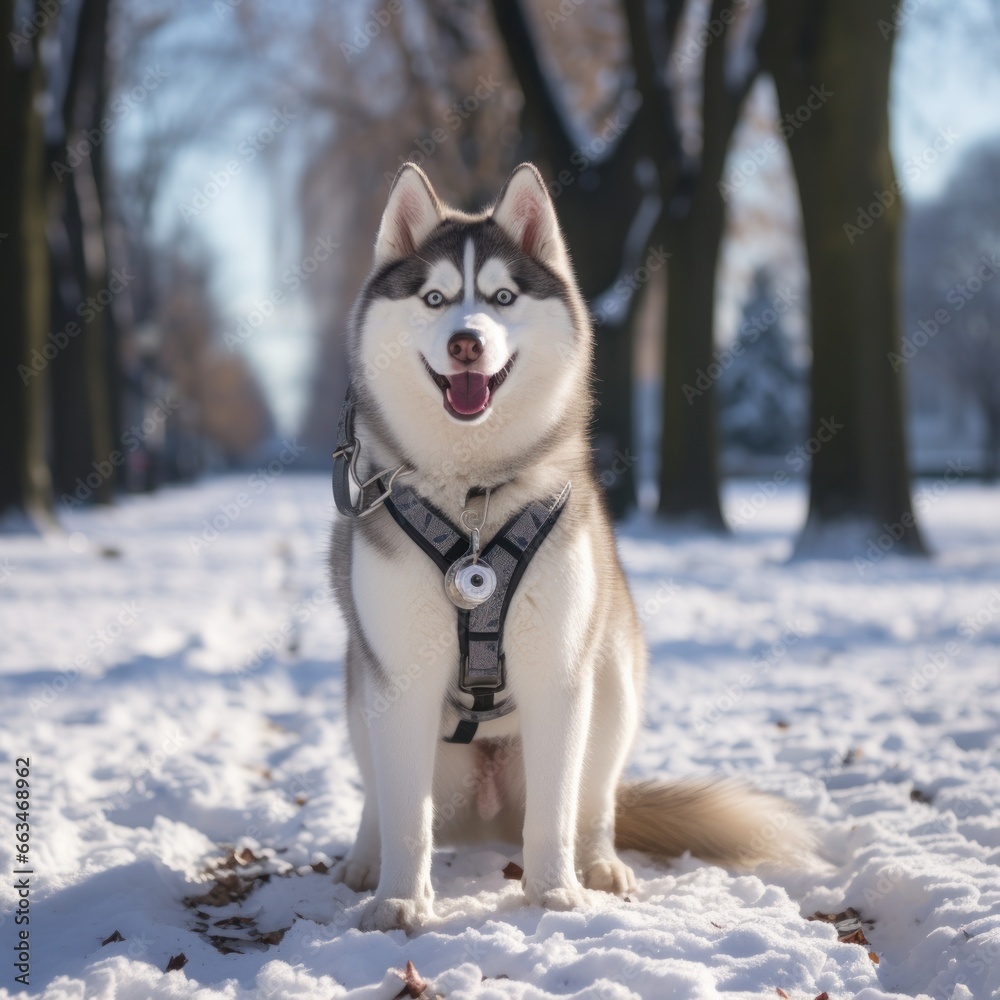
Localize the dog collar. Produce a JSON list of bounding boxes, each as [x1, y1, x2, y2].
[[331, 390, 571, 743]]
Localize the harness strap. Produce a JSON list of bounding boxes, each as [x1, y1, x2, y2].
[[384, 481, 571, 743], [332, 390, 571, 744]]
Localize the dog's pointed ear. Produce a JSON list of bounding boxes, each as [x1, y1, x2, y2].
[[374, 164, 444, 267], [492, 163, 568, 272]]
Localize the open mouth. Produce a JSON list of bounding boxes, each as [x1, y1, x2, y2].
[[421, 355, 516, 420]]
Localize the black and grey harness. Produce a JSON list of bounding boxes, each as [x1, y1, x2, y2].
[[332, 394, 570, 743]]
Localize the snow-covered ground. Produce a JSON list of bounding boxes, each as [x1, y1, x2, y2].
[[1, 473, 998, 1000]]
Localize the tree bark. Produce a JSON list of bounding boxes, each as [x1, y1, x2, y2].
[[761, 0, 926, 555], [490, 0, 647, 515], [50, 0, 115, 506], [626, 0, 756, 526], [0, 2, 54, 520]]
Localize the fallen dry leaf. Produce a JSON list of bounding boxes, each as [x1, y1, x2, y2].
[[502, 861, 524, 880], [808, 908, 879, 962], [209, 938, 243, 955], [256, 928, 288, 945], [776, 990, 789, 999], [393, 959, 429, 998], [165, 953, 188, 972]]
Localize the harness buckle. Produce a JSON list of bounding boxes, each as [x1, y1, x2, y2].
[[460, 652, 506, 692], [356, 463, 412, 518], [332, 436, 411, 519]]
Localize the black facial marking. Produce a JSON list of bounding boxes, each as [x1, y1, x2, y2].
[[354, 215, 573, 338], [367, 254, 432, 302], [379, 219, 569, 299]]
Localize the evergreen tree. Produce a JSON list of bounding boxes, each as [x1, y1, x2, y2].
[[717, 269, 805, 457]]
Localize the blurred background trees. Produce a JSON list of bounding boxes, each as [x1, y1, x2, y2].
[[904, 139, 1000, 482], [2, 0, 997, 556]]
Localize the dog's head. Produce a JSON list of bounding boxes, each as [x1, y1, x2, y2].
[[350, 163, 591, 482]]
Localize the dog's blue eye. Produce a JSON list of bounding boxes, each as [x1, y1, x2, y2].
[[423, 290, 445, 307], [495, 288, 516, 306]]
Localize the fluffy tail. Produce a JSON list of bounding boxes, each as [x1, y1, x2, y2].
[[615, 779, 815, 869]]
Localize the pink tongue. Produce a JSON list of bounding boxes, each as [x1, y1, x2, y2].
[[446, 371, 490, 415]]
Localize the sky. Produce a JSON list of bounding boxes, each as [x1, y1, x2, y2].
[[135, 0, 1000, 436]]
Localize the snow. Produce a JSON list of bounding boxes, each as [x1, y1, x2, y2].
[[1, 473, 999, 1000]]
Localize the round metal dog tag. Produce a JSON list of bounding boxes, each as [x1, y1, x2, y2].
[[445, 556, 497, 610]]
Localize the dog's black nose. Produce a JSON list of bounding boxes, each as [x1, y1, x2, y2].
[[448, 331, 484, 365]]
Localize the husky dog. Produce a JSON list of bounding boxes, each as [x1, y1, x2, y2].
[[330, 163, 810, 933]]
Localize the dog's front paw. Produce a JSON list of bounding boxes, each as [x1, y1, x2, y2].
[[535, 885, 587, 910], [359, 896, 429, 933], [522, 875, 586, 911], [582, 857, 637, 895], [332, 857, 379, 892]]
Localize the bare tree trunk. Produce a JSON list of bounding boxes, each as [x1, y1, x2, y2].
[[625, 0, 756, 526], [490, 0, 646, 515], [0, 1, 54, 520], [658, 200, 728, 524], [762, 0, 926, 556], [984, 407, 1000, 483], [50, 0, 115, 505]]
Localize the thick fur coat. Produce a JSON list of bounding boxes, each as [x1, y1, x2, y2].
[[330, 163, 811, 933]]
